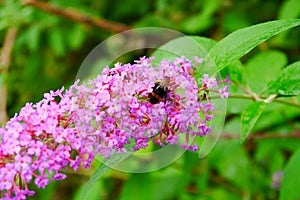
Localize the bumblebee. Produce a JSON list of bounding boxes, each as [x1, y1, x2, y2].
[[148, 76, 170, 104]]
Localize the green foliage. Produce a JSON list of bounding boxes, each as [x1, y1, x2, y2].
[[280, 148, 300, 200], [267, 61, 300, 96], [181, 0, 220, 34], [0, 0, 33, 31], [278, 0, 300, 19], [207, 19, 300, 72], [241, 101, 266, 142], [151, 36, 215, 69], [245, 50, 287, 93], [81, 153, 130, 199]]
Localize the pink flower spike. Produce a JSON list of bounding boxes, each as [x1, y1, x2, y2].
[[0, 55, 230, 199]]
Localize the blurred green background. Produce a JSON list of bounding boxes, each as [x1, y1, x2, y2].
[[1, 0, 300, 199]]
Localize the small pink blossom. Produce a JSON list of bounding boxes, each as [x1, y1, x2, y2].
[[219, 86, 230, 99]]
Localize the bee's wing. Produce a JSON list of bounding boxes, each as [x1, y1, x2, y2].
[[163, 76, 171, 86]]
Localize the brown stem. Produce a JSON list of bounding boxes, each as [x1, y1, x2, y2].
[[21, 0, 131, 33], [0, 27, 18, 124], [210, 94, 300, 108], [0, 27, 18, 73]]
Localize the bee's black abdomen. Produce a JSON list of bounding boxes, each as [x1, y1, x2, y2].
[[154, 84, 167, 98], [148, 82, 168, 104], [148, 93, 161, 104]]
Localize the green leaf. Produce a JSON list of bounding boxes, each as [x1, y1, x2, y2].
[[245, 50, 287, 93], [134, 14, 175, 28], [119, 168, 182, 200], [80, 153, 130, 200], [68, 25, 86, 50], [209, 188, 241, 200], [208, 140, 252, 190], [181, 13, 213, 34], [26, 24, 41, 52], [181, 0, 220, 33], [74, 179, 102, 200], [48, 29, 66, 56], [278, 0, 300, 19], [153, 167, 184, 200], [222, 60, 247, 85], [240, 101, 266, 142], [80, 164, 110, 200], [34, 181, 57, 200], [222, 11, 251, 32], [280, 148, 300, 200], [151, 36, 216, 67], [266, 61, 300, 96], [208, 19, 300, 71], [190, 36, 217, 52], [120, 174, 153, 200], [275, 0, 300, 47]]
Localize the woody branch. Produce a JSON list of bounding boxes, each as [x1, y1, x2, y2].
[[21, 0, 131, 33]]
